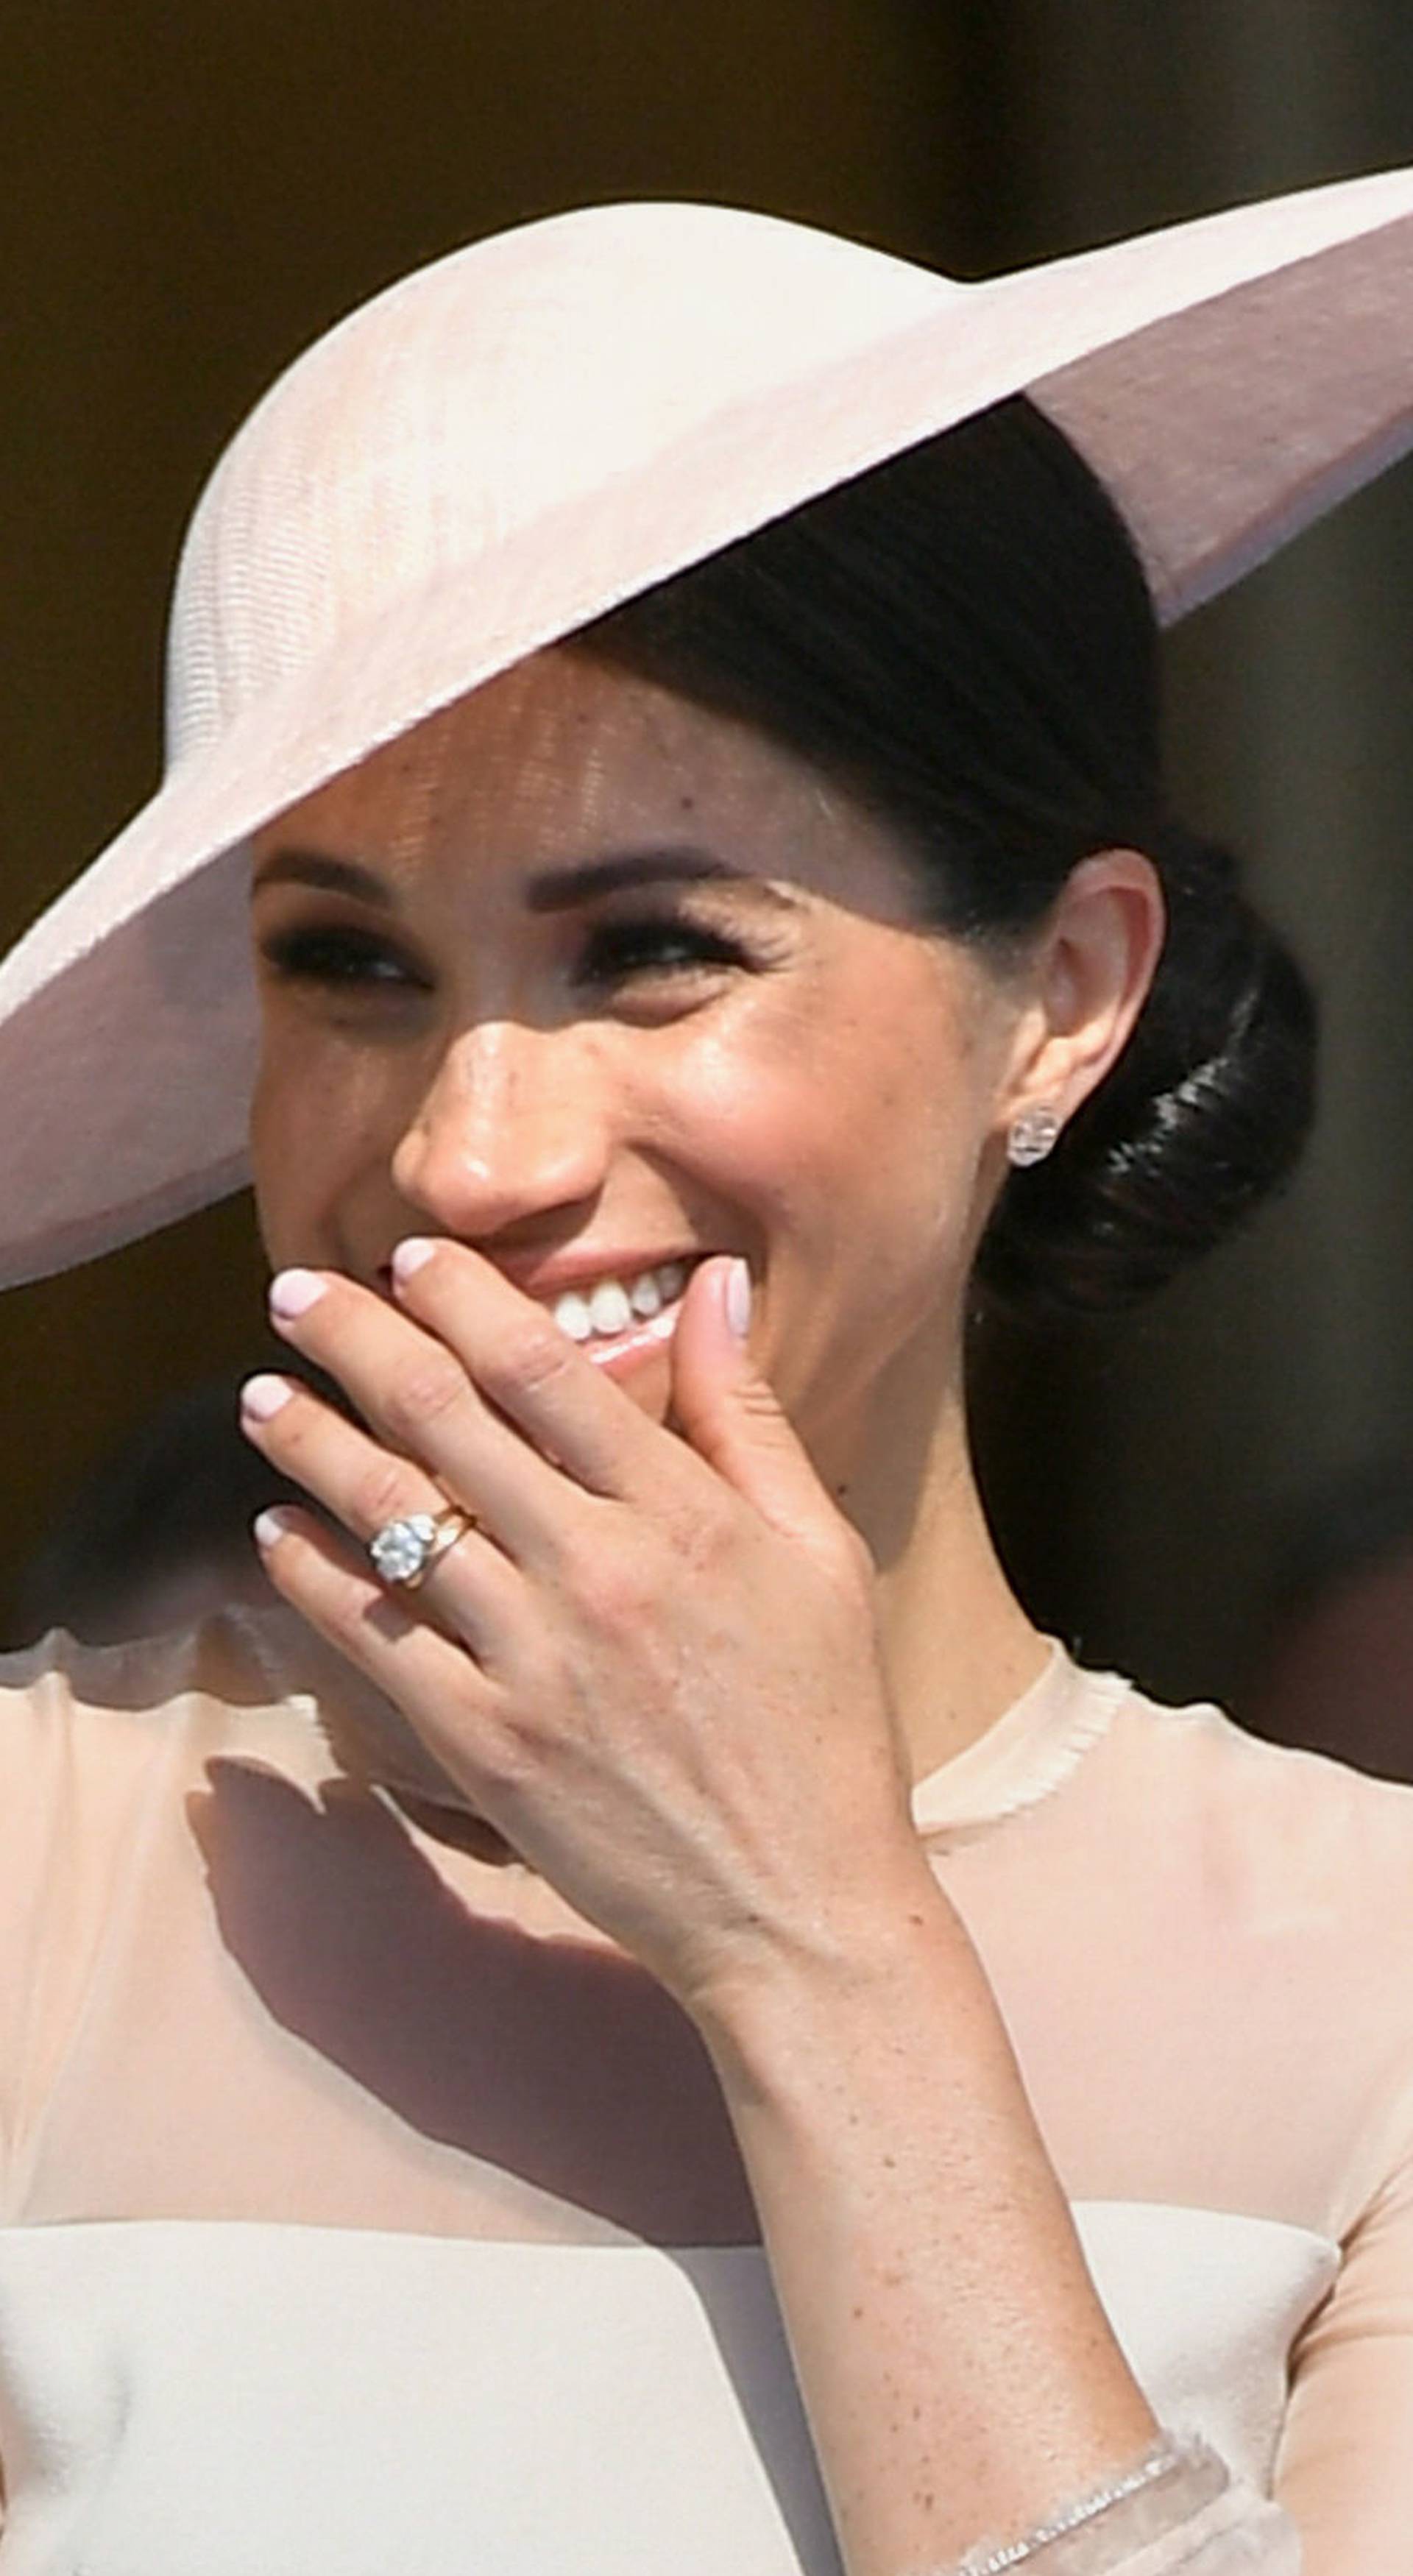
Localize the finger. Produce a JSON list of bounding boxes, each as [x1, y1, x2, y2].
[[239, 1371, 518, 1651], [251, 1501, 505, 1813], [668, 1258, 865, 1570], [387, 1237, 677, 1504], [264, 1267, 596, 1566]]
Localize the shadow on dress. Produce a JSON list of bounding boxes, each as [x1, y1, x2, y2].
[[189, 1752, 842, 2569]]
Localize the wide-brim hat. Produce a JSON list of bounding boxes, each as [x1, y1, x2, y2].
[[5, 170, 1413, 1287]]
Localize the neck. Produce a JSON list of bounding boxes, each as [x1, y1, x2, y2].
[[820, 1305, 1048, 1787]]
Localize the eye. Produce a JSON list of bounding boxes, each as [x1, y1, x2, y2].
[[577, 915, 754, 986], [257, 923, 429, 993]]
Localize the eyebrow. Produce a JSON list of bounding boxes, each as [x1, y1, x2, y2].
[[252, 851, 396, 907], [527, 846, 801, 914], [250, 845, 801, 914]]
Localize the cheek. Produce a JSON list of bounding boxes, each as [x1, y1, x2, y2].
[[248, 1022, 394, 1259], [682, 973, 991, 1317]]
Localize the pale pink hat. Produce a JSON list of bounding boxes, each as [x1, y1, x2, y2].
[[5, 172, 1413, 1286]]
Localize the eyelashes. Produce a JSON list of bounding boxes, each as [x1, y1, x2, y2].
[[257, 913, 765, 997], [579, 918, 757, 982], [258, 924, 427, 990]]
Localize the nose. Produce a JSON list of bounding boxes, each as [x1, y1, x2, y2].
[[389, 1022, 612, 1236]]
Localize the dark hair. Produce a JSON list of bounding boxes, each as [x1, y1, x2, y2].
[[8, 1376, 307, 1646], [575, 397, 1317, 1316]]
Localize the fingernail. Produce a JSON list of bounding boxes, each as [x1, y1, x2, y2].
[[392, 1236, 438, 1284], [241, 1373, 294, 1423], [269, 1267, 327, 1320], [725, 1256, 752, 1340], [252, 1507, 294, 1549]]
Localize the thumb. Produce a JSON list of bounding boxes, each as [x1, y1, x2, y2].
[[667, 1256, 843, 1553]]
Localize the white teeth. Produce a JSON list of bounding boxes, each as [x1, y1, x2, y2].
[[588, 1281, 633, 1336], [550, 1257, 699, 1344]]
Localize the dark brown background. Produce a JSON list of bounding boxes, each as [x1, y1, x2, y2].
[[5, 2, 1413, 1701]]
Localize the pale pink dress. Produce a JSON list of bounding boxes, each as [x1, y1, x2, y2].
[[1, 1608, 1409, 2570]]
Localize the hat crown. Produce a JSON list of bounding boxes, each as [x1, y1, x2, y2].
[[163, 201, 952, 774], [8, 169, 1413, 1291]]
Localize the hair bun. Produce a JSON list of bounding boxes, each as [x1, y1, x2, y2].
[[979, 827, 1318, 1316]]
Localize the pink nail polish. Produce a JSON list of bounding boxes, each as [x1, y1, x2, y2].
[[726, 1257, 752, 1339], [269, 1268, 327, 1320], [392, 1237, 437, 1283], [241, 1373, 294, 1422]]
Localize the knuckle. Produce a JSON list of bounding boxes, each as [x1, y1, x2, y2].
[[463, 1700, 544, 1805], [381, 1354, 468, 1446], [730, 1376, 791, 1432], [580, 1540, 659, 1632], [351, 1457, 422, 1535], [534, 1515, 601, 1607], [489, 1314, 577, 1401], [660, 1497, 731, 1582], [480, 1722, 538, 1797]]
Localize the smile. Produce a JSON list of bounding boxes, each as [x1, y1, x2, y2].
[[549, 1256, 697, 1345]]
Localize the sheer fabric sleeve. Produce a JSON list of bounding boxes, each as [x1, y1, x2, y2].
[[1269, 2078, 1413, 2569], [929, 1688, 1413, 2576]]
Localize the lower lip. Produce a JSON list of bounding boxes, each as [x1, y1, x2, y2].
[[578, 1295, 687, 1377]]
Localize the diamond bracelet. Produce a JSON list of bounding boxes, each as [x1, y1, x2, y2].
[[938, 2432, 1227, 2576]]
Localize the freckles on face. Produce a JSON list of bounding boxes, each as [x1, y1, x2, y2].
[[249, 1011, 397, 1270], [246, 645, 1018, 1436]]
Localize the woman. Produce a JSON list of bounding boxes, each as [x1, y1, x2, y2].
[[1, 181, 1412, 2575]]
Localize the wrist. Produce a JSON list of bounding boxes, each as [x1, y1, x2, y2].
[[690, 1845, 1161, 2576], [690, 1850, 1008, 2107]]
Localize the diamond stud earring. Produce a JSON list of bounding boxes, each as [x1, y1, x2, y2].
[[1006, 1104, 1063, 1169]]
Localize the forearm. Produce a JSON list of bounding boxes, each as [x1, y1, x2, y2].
[[698, 1866, 1160, 2576]]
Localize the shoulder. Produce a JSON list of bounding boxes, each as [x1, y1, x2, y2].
[[1103, 1671, 1413, 1927], [1067, 1675, 1413, 2237], [0, 1608, 337, 1816], [0, 1613, 342, 2069]]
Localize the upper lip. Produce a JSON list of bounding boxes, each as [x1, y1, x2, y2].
[[380, 1247, 714, 1303]]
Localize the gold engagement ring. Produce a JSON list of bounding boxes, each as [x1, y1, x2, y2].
[[367, 1505, 478, 1590]]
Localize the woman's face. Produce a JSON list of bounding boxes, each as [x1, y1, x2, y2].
[[248, 646, 1025, 1479]]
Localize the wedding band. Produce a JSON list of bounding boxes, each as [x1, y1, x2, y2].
[[368, 1504, 477, 1590]]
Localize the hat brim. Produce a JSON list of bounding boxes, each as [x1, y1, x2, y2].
[[6, 166, 1413, 1286]]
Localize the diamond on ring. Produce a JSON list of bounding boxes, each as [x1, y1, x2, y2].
[[368, 1507, 473, 1588]]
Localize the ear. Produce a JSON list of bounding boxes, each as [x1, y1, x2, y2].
[[999, 849, 1166, 1134]]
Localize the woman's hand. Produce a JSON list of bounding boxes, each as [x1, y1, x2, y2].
[[242, 1237, 1170, 2575], [241, 1239, 933, 2023]]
